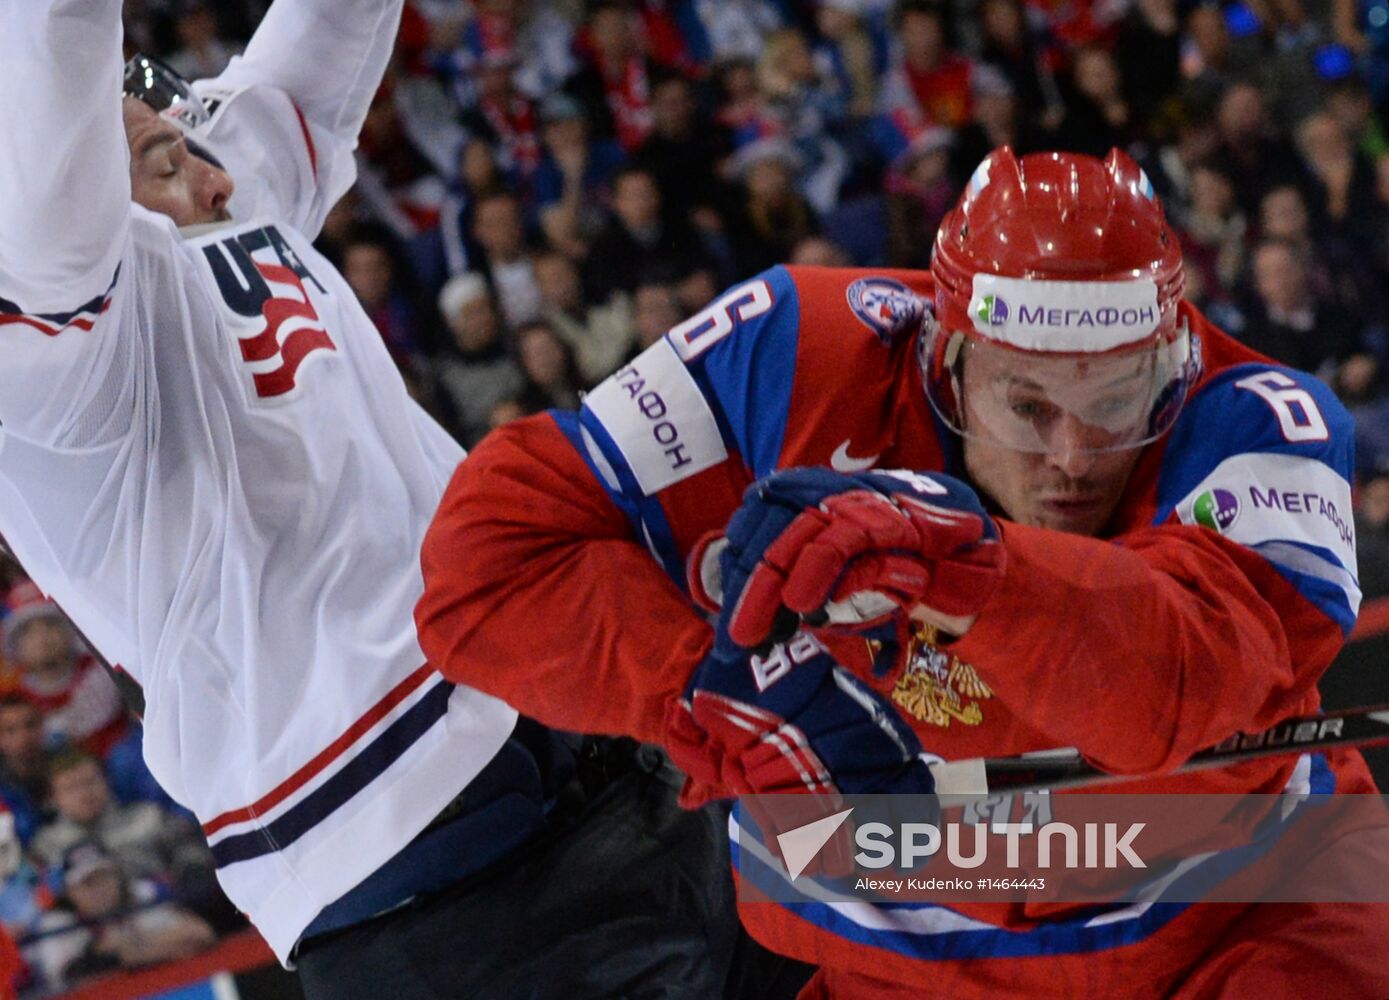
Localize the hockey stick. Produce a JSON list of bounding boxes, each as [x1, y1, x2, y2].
[[0, 531, 145, 718], [928, 701, 1389, 795]]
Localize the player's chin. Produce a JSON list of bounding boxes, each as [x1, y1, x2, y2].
[[1027, 500, 1112, 536]]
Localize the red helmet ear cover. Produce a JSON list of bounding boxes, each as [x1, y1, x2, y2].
[[930, 146, 1185, 348]]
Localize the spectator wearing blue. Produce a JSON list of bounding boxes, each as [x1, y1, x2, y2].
[[27, 841, 214, 993], [0, 697, 48, 846], [440, 137, 509, 278], [533, 92, 627, 260]]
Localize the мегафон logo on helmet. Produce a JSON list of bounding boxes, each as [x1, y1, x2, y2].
[[976, 294, 1009, 326]]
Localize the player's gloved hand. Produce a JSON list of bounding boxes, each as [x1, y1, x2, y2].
[[713, 467, 1006, 651], [663, 626, 936, 808]]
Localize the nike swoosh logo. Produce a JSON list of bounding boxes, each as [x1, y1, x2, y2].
[[830, 440, 879, 472]]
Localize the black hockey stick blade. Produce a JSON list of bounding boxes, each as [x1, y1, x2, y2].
[[929, 702, 1389, 795]]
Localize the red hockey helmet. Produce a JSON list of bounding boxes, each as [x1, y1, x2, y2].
[[924, 147, 1196, 454]]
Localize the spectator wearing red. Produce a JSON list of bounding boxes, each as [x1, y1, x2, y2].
[[1, 584, 127, 760], [341, 228, 426, 371], [568, 0, 673, 152], [880, 0, 977, 129], [460, 49, 544, 182]]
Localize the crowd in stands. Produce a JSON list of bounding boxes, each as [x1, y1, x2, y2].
[[0, 559, 235, 996], [6, 0, 1389, 992]]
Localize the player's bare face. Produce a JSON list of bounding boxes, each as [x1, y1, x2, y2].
[[960, 351, 1144, 536], [122, 97, 234, 228]]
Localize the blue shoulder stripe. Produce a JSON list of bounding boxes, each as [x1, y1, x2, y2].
[[551, 409, 685, 588], [678, 266, 800, 478], [1156, 363, 1360, 630]]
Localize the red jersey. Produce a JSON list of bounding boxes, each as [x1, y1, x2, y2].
[[417, 266, 1383, 997]]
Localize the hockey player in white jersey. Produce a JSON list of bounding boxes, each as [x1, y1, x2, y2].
[[0, 2, 761, 996]]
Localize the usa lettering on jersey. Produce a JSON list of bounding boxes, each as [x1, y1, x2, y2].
[[201, 223, 335, 399]]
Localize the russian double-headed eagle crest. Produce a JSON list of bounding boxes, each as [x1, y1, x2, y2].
[[891, 623, 992, 727]]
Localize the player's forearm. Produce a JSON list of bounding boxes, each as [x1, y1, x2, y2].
[[0, 0, 129, 312], [954, 521, 1326, 775], [218, 0, 404, 146], [417, 416, 711, 743]]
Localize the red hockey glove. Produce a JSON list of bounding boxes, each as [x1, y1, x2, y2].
[[717, 468, 1006, 650]]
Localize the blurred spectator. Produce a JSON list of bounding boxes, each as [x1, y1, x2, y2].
[[441, 138, 510, 277], [0, 699, 48, 847], [727, 138, 820, 275], [355, 73, 449, 237], [2, 584, 128, 760], [976, 0, 1056, 122], [631, 276, 685, 351], [952, 66, 1045, 180], [342, 228, 426, 370], [1135, 100, 1221, 208], [26, 841, 213, 993], [535, 251, 635, 383], [471, 191, 545, 329], [675, 262, 722, 314], [567, 0, 667, 152], [1211, 80, 1308, 215], [165, 1, 242, 81], [534, 93, 628, 258], [1181, 4, 1242, 103], [813, 0, 882, 119], [1241, 239, 1373, 392], [30, 751, 213, 897], [1324, 76, 1389, 161], [515, 321, 586, 412], [585, 166, 708, 301], [1115, 0, 1182, 127], [756, 27, 853, 212], [633, 72, 735, 231], [790, 236, 854, 267], [103, 725, 182, 815], [1174, 159, 1247, 298], [433, 274, 526, 447], [713, 57, 763, 135], [887, 127, 957, 268], [688, 0, 784, 62], [880, 0, 977, 129], [1259, 181, 1389, 334], [0, 810, 43, 947], [458, 51, 544, 182], [1355, 474, 1389, 598], [1296, 111, 1378, 226], [435, 0, 577, 105], [1051, 46, 1136, 157]]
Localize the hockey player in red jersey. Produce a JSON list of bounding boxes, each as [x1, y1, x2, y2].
[[417, 147, 1389, 997]]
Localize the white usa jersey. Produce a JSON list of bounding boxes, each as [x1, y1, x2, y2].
[[0, 0, 515, 961]]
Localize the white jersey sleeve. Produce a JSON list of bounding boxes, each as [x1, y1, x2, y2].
[[197, 0, 405, 237], [0, 0, 136, 449]]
